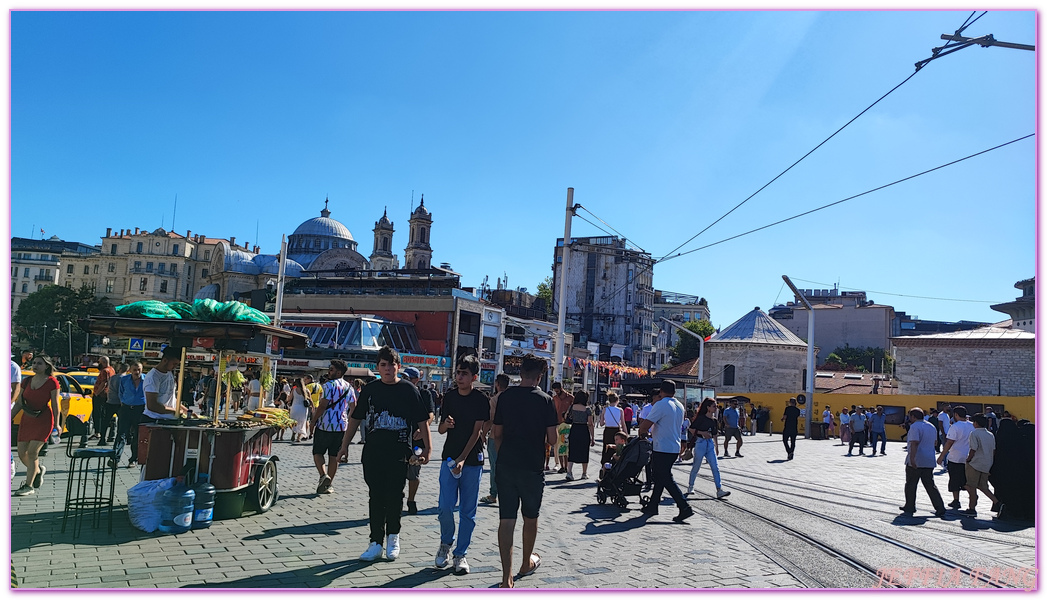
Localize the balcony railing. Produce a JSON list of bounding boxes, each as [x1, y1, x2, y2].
[[33, 275, 55, 282]]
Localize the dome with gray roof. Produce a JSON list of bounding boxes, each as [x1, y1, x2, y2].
[[709, 307, 808, 347]]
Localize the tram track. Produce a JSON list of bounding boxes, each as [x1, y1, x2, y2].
[[691, 474, 1015, 588]]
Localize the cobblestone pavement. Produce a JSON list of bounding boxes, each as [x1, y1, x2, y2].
[[10, 425, 1036, 589]]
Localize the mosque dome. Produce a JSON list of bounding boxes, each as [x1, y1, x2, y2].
[[252, 254, 304, 277], [292, 200, 355, 241], [225, 248, 262, 274]]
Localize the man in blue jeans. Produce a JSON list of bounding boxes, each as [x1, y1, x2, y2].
[[868, 406, 887, 455], [436, 355, 490, 575], [480, 373, 510, 505]]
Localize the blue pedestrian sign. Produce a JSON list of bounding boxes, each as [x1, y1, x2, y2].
[[128, 338, 145, 352]]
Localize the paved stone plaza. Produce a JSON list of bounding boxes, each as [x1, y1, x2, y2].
[[11, 426, 1036, 589]]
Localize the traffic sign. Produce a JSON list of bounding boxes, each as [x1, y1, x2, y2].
[[128, 338, 144, 352]]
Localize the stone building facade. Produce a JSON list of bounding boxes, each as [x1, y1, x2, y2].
[[892, 326, 1035, 396], [703, 307, 809, 394], [770, 287, 894, 366]]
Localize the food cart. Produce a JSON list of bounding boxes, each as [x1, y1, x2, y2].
[[79, 315, 309, 519]]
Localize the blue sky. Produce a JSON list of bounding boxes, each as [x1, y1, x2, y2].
[[10, 10, 1036, 329]]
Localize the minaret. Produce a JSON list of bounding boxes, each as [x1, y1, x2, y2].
[[404, 195, 433, 270], [370, 207, 398, 270]]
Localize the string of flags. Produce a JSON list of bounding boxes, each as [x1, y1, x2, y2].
[[567, 357, 649, 378]]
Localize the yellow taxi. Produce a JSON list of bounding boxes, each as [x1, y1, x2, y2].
[[13, 370, 93, 439], [64, 370, 98, 396]]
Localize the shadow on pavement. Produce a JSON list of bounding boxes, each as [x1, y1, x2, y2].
[[581, 514, 649, 535], [183, 559, 372, 588], [12, 508, 158, 552], [373, 567, 457, 588], [242, 518, 370, 541], [958, 516, 1034, 533], [765, 459, 789, 464]]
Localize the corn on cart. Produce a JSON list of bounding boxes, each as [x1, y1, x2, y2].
[[78, 315, 309, 518]]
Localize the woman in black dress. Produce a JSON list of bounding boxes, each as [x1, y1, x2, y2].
[[566, 390, 595, 480]]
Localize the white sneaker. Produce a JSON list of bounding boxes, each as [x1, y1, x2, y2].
[[385, 534, 400, 560], [360, 542, 384, 561], [685, 487, 693, 496], [453, 555, 470, 575], [716, 489, 731, 499], [435, 543, 451, 568]]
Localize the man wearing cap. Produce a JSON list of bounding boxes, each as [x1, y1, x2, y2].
[[403, 366, 435, 515], [142, 347, 189, 423]]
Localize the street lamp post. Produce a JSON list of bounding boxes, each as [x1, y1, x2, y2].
[[66, 321, 73, 367], [782, 276, 815, 440]]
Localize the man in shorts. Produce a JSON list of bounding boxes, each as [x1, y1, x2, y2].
[[721, 399, 743, 458], [937, 405, 974, 511], [403, 366, 435, 515], [550, 382, 573, 474], [310, 360, 354, 495], [492, 354, 558, 588], [339, 347, 431, 562], [961, 413, 998, 516]]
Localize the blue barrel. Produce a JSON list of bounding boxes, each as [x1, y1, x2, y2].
[[191, 474, 217, 529], [159, 477, 196, 535]]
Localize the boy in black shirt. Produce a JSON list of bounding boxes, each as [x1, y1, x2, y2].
[[492, 354, 558, 588], [434, 355, 490, 575], [781, 397, 801, 460], [339, 346, 431, 563]]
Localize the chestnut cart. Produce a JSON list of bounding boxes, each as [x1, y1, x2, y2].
[[79, 316, 309, 519]]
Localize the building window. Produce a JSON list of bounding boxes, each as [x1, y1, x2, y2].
[[110, 244, 117, 255], [382, 237, 389, 251], [10, 267, 16, 277], [160, 280, 168, 293], [21, 283, 27, 293], [146, 262, 153, 273], [10, 282, 15, 293], [204, 250, 210, 260], [201, 268, 209, 278], [66, 264, 74, 274], [158, 263, 165, 274], [723, 364, 736, 386], [93, 264, 99, 274], [105, 279, 114, 293], [136, 241, 143, 253], [173, 244, 179, 255], [80, 265, 86, 274], [140, 278, 148, 291], [23, 268, 29, 278], [134, 261, 142, 271], [37, 285, 42, 292], [170, 263, 177, 274], [108, 263, 115, 273]]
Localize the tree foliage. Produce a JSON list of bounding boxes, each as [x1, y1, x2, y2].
[[821, 346, 893, 373], [13, 286, 113, 359], [671, 319, 716, 363], [535, 276, 554, 312]]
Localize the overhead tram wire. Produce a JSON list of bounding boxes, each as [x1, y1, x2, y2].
[[576, 206, 647, 253], [789, 278, 1004, 304], [657, 133, 1034, 264], [584, 132, 1033, 318]]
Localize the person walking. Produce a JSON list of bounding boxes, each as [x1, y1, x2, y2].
[[480, 373, 510, 505], [288, 378, 310, 442], [435, 355, 490, 575], [899, 407, 946, 517], [550, 382, 573, 474], [937, 405, 974, 511], [637, 379, 693, 523], [339, 347, 431, 562], [565, 390, 595, 480], [961, 413, 998, 517], [868, 406, 887, 455], [838, 407, 851, 447], [821, 405, 833, 440], [113, 359, 146, 467], [492, 354, 558, 588], [599, 393, 625, 470], [98, 361, 126, 445], [781, 398, 800, 460], [12, 355, 61, 496], [90, 357, 117, 443], [686, 398, 730, 499], [402, 367, 435, 515], [848, 406, 868, 456], [310, 360, 355, 495], [721, 399, 743, 458]]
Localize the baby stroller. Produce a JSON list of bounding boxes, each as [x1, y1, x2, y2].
[[596, 436, 653, 509]]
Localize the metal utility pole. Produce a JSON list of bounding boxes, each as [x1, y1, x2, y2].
[[66, 321, 74, 367], [553, 188, 579, 383], [659, 317, 704, 383], [782, 276, 815, 440], [916, 24, 1034, 71]]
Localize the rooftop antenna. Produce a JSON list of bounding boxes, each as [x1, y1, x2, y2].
[[171, 194, 178, 231], [255, 219, 260, 249], [411, 189, 414, 213], [161, 214, 164, 229]]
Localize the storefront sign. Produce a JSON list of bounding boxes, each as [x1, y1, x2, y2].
[[401, 353, 451, 368]]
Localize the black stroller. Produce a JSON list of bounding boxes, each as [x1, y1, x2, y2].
[[595, 436, 653, 509]]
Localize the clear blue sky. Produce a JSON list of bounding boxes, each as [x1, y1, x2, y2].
[[10, 10, 1036, 329]]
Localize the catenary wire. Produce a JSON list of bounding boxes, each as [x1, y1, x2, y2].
[[788, 278, 1005, 304], [577, 206, 647, 253]]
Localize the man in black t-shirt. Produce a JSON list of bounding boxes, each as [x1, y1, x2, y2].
[[339, 346, 431, 563], [492, 354, 558, 588], [402, 367, 435, 515], [781, 398, 801, 460], [434, 355, 490, 575]]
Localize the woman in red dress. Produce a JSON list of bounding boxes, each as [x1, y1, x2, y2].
[[11, 355, 60, 497]]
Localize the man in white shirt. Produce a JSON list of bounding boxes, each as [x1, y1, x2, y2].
[[143, 347, 187, 422], [246, 371, 263, 412], [637, 380, 692, 523], [937, 406, 974, 511]]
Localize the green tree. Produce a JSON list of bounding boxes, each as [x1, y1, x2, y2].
[[13, 286, 113, 360], [821, 346, 893, 373], [535, 276, 554, 311], [670, 319, 715, 363]]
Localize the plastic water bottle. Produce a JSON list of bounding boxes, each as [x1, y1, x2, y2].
[[414, 446, 424, 457], [159, 476, 196, 535], [191, 474, 216, 530], [604, 462, 613, 470], [49, 427, 60, 445], [446, 457, 461, 479]]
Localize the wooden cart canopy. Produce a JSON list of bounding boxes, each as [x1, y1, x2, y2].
[[78, 316, 310, 350]]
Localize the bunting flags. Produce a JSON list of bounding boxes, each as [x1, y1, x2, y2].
[[567, 357, 649, 378]]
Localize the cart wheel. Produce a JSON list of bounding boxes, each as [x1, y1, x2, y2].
[[640, 495, 650, 509], [596, 490, 606, 504], [247, 460, 278, 513], [615, 497, 628, 509]]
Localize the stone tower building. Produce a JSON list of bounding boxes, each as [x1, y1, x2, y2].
[[404, 196, 433, 270], [369, 208, 399, 270]]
